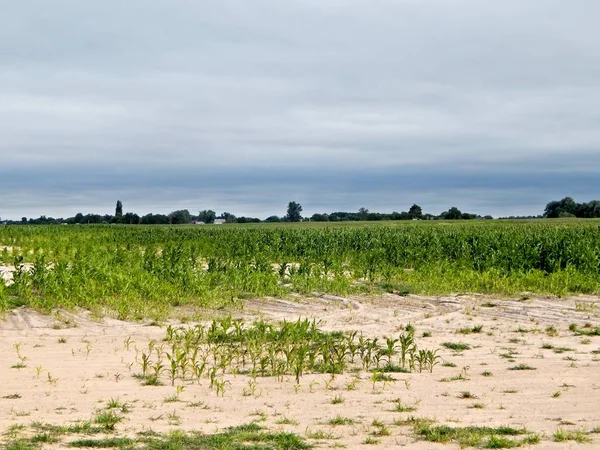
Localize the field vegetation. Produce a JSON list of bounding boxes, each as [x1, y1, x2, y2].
[[1, 220, 600, 319]]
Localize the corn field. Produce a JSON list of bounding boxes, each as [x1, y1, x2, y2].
[[1, 220, 599, 318]]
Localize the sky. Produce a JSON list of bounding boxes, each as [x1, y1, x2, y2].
[[1, 0, 599, 220]]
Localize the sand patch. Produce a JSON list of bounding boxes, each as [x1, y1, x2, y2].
[[1, 295, 599, 448]]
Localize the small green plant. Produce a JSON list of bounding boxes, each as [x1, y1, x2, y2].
[[468, 403, 485, 409], [94, 411, 121, 431], [458, 391, 477, 399], [508, 364, 536, 371], [327, 415, 355, 426], [457, 325, 483, 335], [370, 419, 390, 436], [442, 342, 470, 351], [392, 398, 417, 413], [276, 416, 299, 426], [331, 394, 345, 405], [2, 394, 22, 399]]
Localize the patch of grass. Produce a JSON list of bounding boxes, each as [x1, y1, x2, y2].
[[442, 361, 457, 367], [552, 347, 574, 354], [413, 423, 535, 449], [144, 424, 311, 449], [94, 411, 121, 432], [458, 391, 478, 399], [553, 428, 591, 443], [6, 440, 38, 450], [481, 302, 497, 308], [514, 327, 531, 334], [362, 436, 380, 445], [30, 420, 103, 435], [305, 428, 337, 440], [68, 437, 134, 448], [375, 363, 410, 373], [545, 325, 558, 337], [330, 395, 345, 405], [327, 416, 355, 426], [3, 394, 22, 399], [30, 434, 59, 444], [457, 325, 483, 335], [569, 323, 600, 336], [391, 398, 417, 413], [508, 364, 536, 371], [134, 374, 163, 386], [371, 373, 395, 382], [481, 371, 492, 377], [370, 419, 390, 436], [442, 342, 471, 351], [276, 416, 299, 426]]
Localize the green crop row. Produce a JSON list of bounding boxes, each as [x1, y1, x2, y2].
[[1, 220, 599, 318]]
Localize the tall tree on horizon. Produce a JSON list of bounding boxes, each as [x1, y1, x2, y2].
[[115, 200, 123, 218], [285, 201, 303, 222]]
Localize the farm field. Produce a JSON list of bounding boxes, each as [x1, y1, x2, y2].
[[1, 221, 600, 449]]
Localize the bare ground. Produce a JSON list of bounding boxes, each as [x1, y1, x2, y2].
[[1, 294, 599, 448]]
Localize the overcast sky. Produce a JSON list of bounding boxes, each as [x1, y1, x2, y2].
[[1, 0, 599, 220]]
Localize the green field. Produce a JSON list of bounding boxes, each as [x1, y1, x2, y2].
[[1, 220, 600, 319]]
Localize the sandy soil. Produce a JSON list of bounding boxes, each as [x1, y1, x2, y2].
[[0, 264, 33, 285], [1, 294, 599, 449]]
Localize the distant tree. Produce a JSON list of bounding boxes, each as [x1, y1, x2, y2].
[[21, 217, 27, 224], [221, 212, 237, 223], [544, 197, 577, 218], [285, 202, 303, 222], [123, 212, 140, 224], [265, 215, 281, 222], [141, 213, 169, 224], [168, 209, 191, 224], [558, 211, 575, 218], [311, 213, 329, 222], [358, 207, 369, 221], [367, 212, 383, 221], [198, 209, 216, 224], [115, 200, 123, 218], [441, 207, 462, 220], [408, 204, 423, 220], [543, 200, 560, 218], [237, 216, 261, 223]]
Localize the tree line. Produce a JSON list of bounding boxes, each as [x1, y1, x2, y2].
[[2, 197, 599, 225]]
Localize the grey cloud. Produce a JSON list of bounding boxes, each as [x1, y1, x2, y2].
[[1, 0, 599, 219]]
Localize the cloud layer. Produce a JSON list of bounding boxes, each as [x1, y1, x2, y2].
[[1, 0, 599, 219]]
